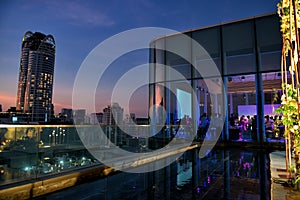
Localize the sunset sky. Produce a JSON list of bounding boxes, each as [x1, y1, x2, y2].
[[0, 0, 278, 117]]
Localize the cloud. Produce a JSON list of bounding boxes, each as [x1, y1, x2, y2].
[[60, 2, 114, 26], [45, 1, 115, 27]]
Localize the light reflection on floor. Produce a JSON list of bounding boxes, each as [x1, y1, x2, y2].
[[44, 148, 270, 200]]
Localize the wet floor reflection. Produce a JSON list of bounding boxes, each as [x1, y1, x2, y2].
[[45, 148, 270, 200]]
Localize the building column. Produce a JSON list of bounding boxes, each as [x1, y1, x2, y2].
[[192, 80, 199, 140], [229, 94, 233, 115], [192, 148, 200, 199], [198, 86, 201, 126], [258, 151, 269, 199], [224, 150, 231, 199], [254, 18, 265, 144], [204, 90, 208, 113], [164, 157, 171, 200], [213, 94, 218, 114], [245, 93, 249, 105], [222, 79, 229, 141], [256, 73, 265, 143]]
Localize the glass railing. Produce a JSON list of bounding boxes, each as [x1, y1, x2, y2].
[[0, 124, 100, 186], [0, 123, 195, 186], [0, 122, 284, 187]]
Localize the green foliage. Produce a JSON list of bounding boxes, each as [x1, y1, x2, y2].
[[277, 0, 300, 54], [275, 85, 300, 135], [296, 174, 300, 184], [275, 84, 300, 153], [277, 0, 300, 185]]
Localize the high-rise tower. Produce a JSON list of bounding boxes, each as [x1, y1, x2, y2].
[[16, 31, 55, 122]]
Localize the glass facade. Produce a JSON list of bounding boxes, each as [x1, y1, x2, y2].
[[149, 13, 282, 143]]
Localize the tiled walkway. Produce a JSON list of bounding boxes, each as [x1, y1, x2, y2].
[[270, 151, 300, 199]]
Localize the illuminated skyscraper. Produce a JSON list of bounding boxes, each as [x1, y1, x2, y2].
[[16, 31, 55, 122]]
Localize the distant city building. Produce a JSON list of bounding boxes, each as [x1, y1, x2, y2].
[[135, 118, 150, 125], [16, 31, 56, 122], [60, 108, 73, 123], [103, 106, 112, 125], [73, 109, 86, 125], [124, 113, 136, 124], [0, 112, 11, 124], [0, 104, 2, 112], [7, 107, 17, 113], [130, 113, 136, 122], [84, 115, 90, 124], [112, 103, 124, 125], [90, 112, 103, 124], [0, 106, 30, 124], [102, 103, 124, 126]]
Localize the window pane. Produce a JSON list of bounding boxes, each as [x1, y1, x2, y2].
[[260, 50, 281, 72], [227, 74, 256, 141], [256, 15, 281, 49], [166, 34, 191, 81], [256, 15, 282, 72], [192, 27, 222, 78], [226, 50, 256, 75], [223, 21, 254, 51], [154, 39, 166, 82], [195, 78, 224, 140], [222, 21, 256, 75], [167, 80, 192, 124], [149, 44, 155, 83], [262, 72, 285, 142]]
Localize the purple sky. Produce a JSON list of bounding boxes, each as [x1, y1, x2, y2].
[[0, 0, 278, 117]]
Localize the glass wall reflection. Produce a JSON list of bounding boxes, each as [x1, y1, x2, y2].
[[46, 148, 270, 200]]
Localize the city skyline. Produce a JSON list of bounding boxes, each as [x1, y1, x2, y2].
[[0, 0, 278, 117]]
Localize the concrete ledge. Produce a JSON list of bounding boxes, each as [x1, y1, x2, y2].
[[0, 165, 114, 200]]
